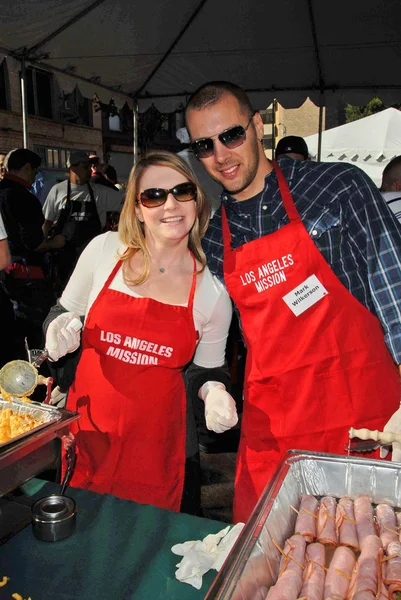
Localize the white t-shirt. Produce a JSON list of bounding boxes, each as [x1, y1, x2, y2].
[[43, 180, 123, 229], [382, 191, 401, 223], [60, 232, 233, 368], [0, 213, 6, 240]]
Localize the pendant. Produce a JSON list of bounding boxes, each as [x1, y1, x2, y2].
[[159, 267, 165, 273]]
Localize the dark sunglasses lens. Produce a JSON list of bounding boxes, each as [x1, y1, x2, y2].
[[140, 188, 167, 207], [221, 125, 246, 149], [173, 182, 197, 201], [192, 138, 214, 159]]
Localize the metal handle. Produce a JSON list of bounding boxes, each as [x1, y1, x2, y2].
[[349, 427, 401, 445], [32, 349, 49, 369]]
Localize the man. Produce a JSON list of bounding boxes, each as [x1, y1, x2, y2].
[[88, 153, 119, 190], [0, 149, 64, 352], [0, 210, 15, 367], [275, 135, 309, 161], [185, 81, 401, 523], [381, 155, 401, 223], [43, 150, 122, 290]]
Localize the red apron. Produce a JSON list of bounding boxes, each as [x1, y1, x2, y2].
[[222, 162, 400, 524], [67, 254, 197, 512]]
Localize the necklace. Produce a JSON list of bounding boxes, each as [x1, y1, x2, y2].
[[157, 252, 190, 273]]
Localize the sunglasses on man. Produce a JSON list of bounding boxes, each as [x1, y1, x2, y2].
[[137, 181, 197, 208], [190, 114, 255, 160]]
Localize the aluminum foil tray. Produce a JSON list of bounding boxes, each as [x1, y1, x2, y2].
[[206, 450, 401, 600], [0, 395, 62, 451]]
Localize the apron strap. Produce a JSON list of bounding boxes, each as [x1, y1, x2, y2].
[[187, 252, 197, 312], [271, 160, 302, 223], [87, 250, 197, 325]]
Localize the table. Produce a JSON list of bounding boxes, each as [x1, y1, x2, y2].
[[0, 481, 225, 600]]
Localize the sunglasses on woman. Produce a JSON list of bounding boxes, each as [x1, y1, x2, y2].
[[190, 114, 255, 160], [137, 181, 197, 208]]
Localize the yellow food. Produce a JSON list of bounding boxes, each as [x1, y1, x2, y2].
[[0, 575, 9, 586], [0, 407, 43, 444]]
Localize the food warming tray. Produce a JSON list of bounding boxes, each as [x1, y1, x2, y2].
[[0, 395, 62, 449], [206, 450, 401, 600], [0, 396, 80, 497]]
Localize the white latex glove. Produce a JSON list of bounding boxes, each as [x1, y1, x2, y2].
[[49, 386, 68, 408], [199, 381, 238, 434], [172, 523, 244, 589], [46, 312, 83, 362], [380, 405, 401, 462]]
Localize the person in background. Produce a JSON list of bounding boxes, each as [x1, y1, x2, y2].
[[185, 81, 401, 523], [42, 151, 122, 291], [0, 149, 64, 352], [88, 153, 118, 190], [103, 164, 122, 190], [43, 150, 237, 515], [0, 210, 16, 367], [381, 155, 401, 223], [275, 135, 309, 161], [177, 127, 223, 216], [0, 154, 5, 180]]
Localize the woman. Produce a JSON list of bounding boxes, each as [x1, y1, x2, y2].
[[44, 151, 237, 513]]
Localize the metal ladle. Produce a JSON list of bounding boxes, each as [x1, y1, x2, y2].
[[0, 318, 82, 398]]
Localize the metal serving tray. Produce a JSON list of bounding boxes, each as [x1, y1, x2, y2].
[[206, 450, 401, 600], [0, 397, 80, 497], [0, 395, 62, 450]]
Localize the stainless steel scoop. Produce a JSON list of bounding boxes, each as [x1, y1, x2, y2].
[[0, 317, 82, 398]]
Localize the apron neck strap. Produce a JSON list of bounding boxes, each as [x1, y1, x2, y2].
[[187, 252, 197, 312], [103, 249, 197, 311], [271, 160, 301, 222]]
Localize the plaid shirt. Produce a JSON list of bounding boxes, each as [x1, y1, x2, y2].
[[203, 156, 401, 364]]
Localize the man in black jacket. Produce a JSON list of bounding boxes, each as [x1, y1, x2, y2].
[[0, 149, 64, 354]]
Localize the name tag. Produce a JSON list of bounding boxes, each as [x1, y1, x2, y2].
[[282, 274, 328, 316]]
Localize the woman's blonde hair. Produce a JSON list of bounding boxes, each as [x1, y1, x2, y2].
[[118, 150, 210, 285]]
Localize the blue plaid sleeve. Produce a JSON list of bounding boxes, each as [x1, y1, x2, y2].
[[345, 167, 401, 364]]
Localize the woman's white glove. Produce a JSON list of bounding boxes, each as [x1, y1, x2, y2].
[[46, 312, 83, 362], [49, 386, 68, 408], [199, 381, 238, 434], [380, 405, 401, 462]]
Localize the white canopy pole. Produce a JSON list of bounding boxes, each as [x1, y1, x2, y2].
[[20, 56, 29, 149], [133, 100, 138, 163]]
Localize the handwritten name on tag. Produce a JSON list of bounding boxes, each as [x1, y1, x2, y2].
[[282, 274, 328, 316]]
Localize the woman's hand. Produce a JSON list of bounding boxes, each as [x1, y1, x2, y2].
[[199, 381, 238, 434], [46, 312, 83, 362]]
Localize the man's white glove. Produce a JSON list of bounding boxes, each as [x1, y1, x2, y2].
[[46, 312, 83, 362], [49, 386, 68, 408], [380, 405, 401, 462], [199, 381, 238, 434]]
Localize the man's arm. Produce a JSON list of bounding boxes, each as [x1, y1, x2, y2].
[[0, 238, 11, 271], [42, 219, 53, 238], [346, 168, 401, 366]]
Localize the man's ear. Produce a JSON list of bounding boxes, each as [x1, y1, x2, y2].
[[252, 112, 265, 141]]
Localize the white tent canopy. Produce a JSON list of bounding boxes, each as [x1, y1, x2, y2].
[[304, 108, 401, 187], [0, 0, 400, 112]]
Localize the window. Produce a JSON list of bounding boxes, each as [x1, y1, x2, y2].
[[109, 114, 121, 131], [33, 145, 85, 170], [26, 67, 53, 119], [260, 109, 273, 125], [262, 134, 273, 150], [0, 59, 9, 111]]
